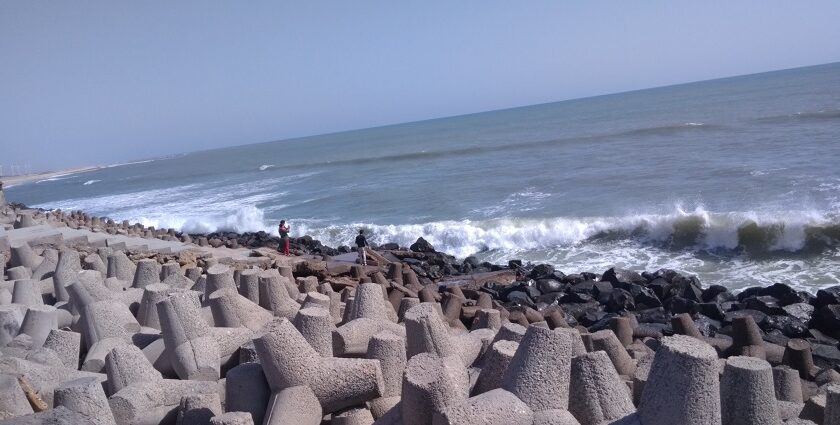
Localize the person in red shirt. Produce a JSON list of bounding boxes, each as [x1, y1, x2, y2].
[[278, 220, 290, 256]]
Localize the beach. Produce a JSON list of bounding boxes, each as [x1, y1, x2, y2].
[[0, 166, 101, 189]]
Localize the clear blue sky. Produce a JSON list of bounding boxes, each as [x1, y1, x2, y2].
[[2, 1, 839, 171]]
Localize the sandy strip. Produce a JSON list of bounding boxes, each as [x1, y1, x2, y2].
[[0, 166, 101, 188]]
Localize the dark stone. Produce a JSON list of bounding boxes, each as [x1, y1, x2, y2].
[[665, 296, 699, 315], [536, 279, 563, 294], [580, 272, 599, 281], [764, 315, 810, 338], [529, 264, 556, 280], [562, 274, 585, 285], [380, 242, 399, 250], [636, 307, 669, 324], [629, 284, 662, 308], [701, 285, 730, 303], [783, 303, 815, 323], [811, 343, 840, 369], [816, 286, 840, 308], [763, 330, 790, 347], [570, 281, 596, 295], [672, 276, 703, 302], [813, 305, 840, 338], [580, 310, 610, 327], [743, 295, 786, 315], [507, 259, 523, 269], [506, 291, 535, 308], [699, 302, 726, 321], [736, 286, 763, 302], [694, 314, 721, 337], [603, 288, 635, 313], [534, 292, 564, 305], [647, 278, 670, 300], [409, 237, 436, 253], [562, 302, 602, 321], [723, 309, 769, 327], [807, 328, 839, 346], [593, 281, 614, 299], [600, 267, 646, 289], [587, 313, 620, 332], [760, 283, 808, 306], [560, 292, 594, 304], [650, 268, 680, 282]]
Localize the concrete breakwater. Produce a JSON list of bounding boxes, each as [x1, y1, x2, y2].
[[2, 196, 840, 423]]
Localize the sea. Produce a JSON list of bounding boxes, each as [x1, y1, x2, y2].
[[7, 62, 840, 292]]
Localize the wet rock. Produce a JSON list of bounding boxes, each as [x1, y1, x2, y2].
[[629, 284, 662, 308], [764, 315, 810, 338], [600, 267, 646, 289], [759, 283, 808, 306], [701, 284, 731, 302], [603, 288, 635, 313], [528, 264, 555, 280], [743, 295, 786, 315], [664, 296, 698, 315], [636, 307, 669, 324], [409, 237, 436, 253], [816, 286, 840, 308], [723, 309, 768, 327], [699, 302, 726, 321], [535, 279, 563, 294], [783, 303, 815, 323], [812, 305, 840, 338]]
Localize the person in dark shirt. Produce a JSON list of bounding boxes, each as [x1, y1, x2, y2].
[[355, 229, 368, 266], [278, 220, 290, 256]]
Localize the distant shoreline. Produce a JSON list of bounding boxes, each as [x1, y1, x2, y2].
[[0, 165, 101, 188]]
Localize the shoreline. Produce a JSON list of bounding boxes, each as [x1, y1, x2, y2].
[[0, 165, 102, 188], [2, 194, 840, 423]]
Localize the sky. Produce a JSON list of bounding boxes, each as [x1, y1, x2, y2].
[[2, 1, 840, 172]]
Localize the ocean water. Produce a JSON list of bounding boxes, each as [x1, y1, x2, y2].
[[8, 63, 840, 292]]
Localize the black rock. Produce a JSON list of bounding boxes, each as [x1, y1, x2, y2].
[[743, 295, 786, 315], [782, 303, 815, 323], [672, 276, 703, 302], [647, 278, 670, 300], [694, 314, 721, 337], [699, 302, 726, 321], [763, 330, 790, 347], [811, 343, 840, 369], [737, 286, 763, 302], [379, 242, 400, 250], [580, 272, 599, 281], [536, 279, 563, 294], [529, 264, 556, 280], [816, 286, 840, 308], [702, 285, 731, 303], [764, 315, 810, 338], [587, 313, 620, 332], [600, 267, 646, 289], [560, 292, 594, 304], [759, 283, 807, 306], [723, 309, 769, 327], [593, 281, 614, 299], [650, 268, 680, 283], [603, 288, 635, 313], [507, 259, 523, 269], [664, 296, 699, 315], [580, 310, 611, 327], [813, 305, 840, 338], [506, 290, 534, 307], [636, 307, 670, 324], [628, 284, 662, 308], [570, 281, 597, 295], [562, 274, 586, 285], [409, 237, 436, 253], [807, 328, 839, 346], [534, 292, 564, 305], [562, 302, 602, 321]]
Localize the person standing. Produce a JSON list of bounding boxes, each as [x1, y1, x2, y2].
[[278, 220, 290, 256], [355, 229, 368, 266]]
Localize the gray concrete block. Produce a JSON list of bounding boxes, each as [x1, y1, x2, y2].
[[333, 406, 376, 425], [210, 412, 255, 425], [720, 356, 781, 425], [502, 325, 575, 412], [106, 251, 136, 283], [294, 306, 335, 357], [258, 270, 300, 320], [473, 339, 518, 395], [225, 363, 270, 425], [262, 385, 322, 425], [132, 258, 161, 289], [568, 351, 635, 425], [773, 365, 804, 403], [43, 329, 80, 369], [402, 353, 469, 425], [434, 388, 533, 425], [54, 376, 116, 425], [0, 374, 34, 420], [589, 329, 635, 376], [19, 305, 57, 347], [157, 291, 220, 381], [638, 335, 721, 425], [334, 317, 405, 357], [176, 392, 222, 425]]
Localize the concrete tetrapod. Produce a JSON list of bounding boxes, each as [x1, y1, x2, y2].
[[589, 329, 635, 376], [176, 393, 222, 425], [30, 248, 57, 281], [334, 317, 406, 357], [258, 270, 300, 320], [53, 249, 82, 303], [403, 303, 482, 367], [137, 283, 180, 330], [157, 291, 221, 380], [53, 376, 116, 425], [105, 344, 219, 425], [0, 306, 23, 347], [83, 254, 108, 278], [293, 306, 336, 357], [18, 305, 58, 348], [347, 283, 394, 322], [74, 299, 140, 372], [638, 335, 721, 425], [207, 287, 273, 331], [433, 388, 533, 425], [254, 318, 384, 414], [473, 339, 518, 395], [720, 356, 781, 425], [12, 279, 43, 307], [9, 242, 42, 270], [106, 251, 136, 283], [238, 268, 260, 304], [43, 329, 81, 369], [502, 325, 576, 412], [132, 259, 161, 289], [0, 374, 34, 421], [825, 384, 840, 425], [568, 351, 635, 425], [367, 332, 407, 418], [333, 407, 376, 425], [262, 385, 322, 425], [225, 363, 270, 425], [205, 265, 236, 297], [402, 353, 470, 425], [773, 366, 804, 403]]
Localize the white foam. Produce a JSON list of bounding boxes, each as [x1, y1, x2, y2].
[[259, 164, 274, 171], [83, 180, 101, 186]]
